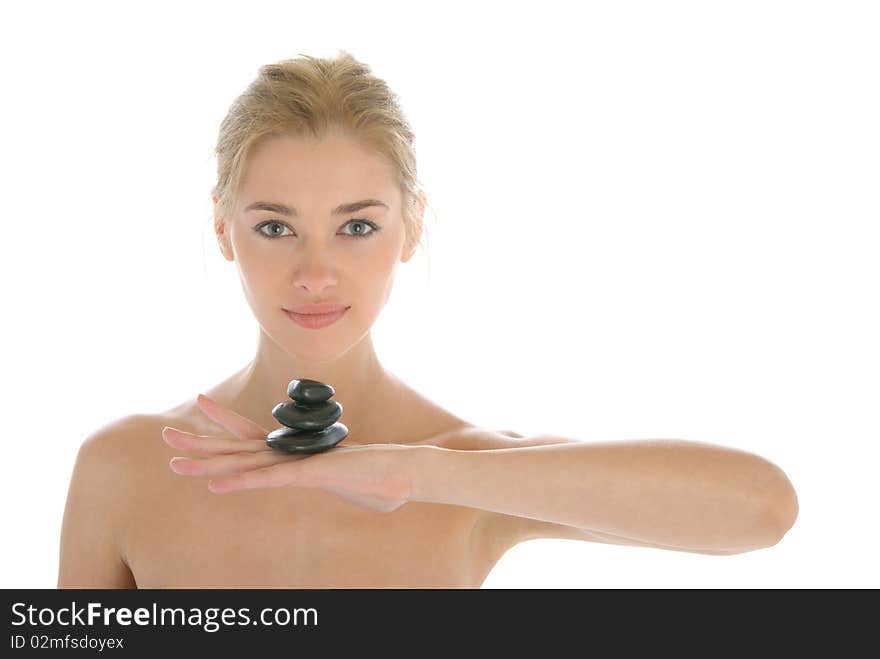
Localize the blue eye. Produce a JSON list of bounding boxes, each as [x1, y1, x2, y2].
[[254, 219, 381, 239], [256, 221, 293, 238], [341, 219, 380, 237]]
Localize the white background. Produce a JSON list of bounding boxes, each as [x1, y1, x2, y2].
[[1, 0, 877, 588]]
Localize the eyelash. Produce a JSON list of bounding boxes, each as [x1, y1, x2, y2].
[[254, 218, 381, 240]]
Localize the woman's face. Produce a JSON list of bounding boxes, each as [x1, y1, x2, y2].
[[214, 129, 419, 362]]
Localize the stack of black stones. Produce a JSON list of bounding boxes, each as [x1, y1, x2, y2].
[[266, 379, 349, 454]]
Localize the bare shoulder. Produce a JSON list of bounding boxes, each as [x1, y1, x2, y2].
[[76, 412, 177, 479], [68, 413, 169, 496], [58, 413, 163, 588], [79, 413, 162, 457]]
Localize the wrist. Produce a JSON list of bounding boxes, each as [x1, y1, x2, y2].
[[407, 444, 450, 503]]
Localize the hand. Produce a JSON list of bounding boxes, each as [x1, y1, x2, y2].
[[162, 394, 419, 513]]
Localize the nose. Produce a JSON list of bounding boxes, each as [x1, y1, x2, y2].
[[291, 242, 340, 295]]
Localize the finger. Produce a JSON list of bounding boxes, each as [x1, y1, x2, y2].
[[208, 459, 318, 494], [196, 393, 270, 441], [162, 426, 267, 455], [169, 450, 290, 477]]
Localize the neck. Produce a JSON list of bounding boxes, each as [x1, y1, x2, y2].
[[210, 327, 398, 440]]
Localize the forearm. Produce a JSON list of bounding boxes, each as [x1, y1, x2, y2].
[[409, 438, 799, 553]]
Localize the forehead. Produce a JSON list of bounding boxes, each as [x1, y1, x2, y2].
[[238, 131, 398, 205]]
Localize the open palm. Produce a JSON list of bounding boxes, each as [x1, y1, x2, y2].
[[162, 394, 418, 513]]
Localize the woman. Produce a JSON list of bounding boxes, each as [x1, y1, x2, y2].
[[57, 51, 799, 588]]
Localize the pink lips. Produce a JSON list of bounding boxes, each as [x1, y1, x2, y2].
[[288, 303, 348, 314], [285, 304, 349, 329]]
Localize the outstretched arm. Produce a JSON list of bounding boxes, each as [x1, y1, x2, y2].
[[165, 396, 798, 554], [409, 437, 799, 555]]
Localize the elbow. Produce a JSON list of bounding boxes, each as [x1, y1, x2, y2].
[[730, 464, 800, 554], [763, 470, 799, 547], [698, 462, 799, 556]]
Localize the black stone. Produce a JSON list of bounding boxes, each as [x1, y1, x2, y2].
[[287, 379, 334, 404], [272, 400, 342, 431], [266, 423, 348, 454]]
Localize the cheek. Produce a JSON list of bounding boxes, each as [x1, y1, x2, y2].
[[350, 259, 399, 309], [238, 253, 274, 281], [234, 251, 286, 302], [369, 250, 401, 286]]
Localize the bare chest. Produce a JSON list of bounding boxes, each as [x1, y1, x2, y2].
[[122, 478, 491, 588], [122, 394, 512, 588]]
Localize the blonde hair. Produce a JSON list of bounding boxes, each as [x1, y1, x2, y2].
[[211, 50, 427, 251]]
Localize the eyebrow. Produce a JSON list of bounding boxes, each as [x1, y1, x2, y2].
[[244, 199, 389, 216]]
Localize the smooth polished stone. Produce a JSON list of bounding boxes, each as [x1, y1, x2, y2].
[[287, 379, 334, 404], [272, 400, 342, 431], [266, 423, 348, 454]]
